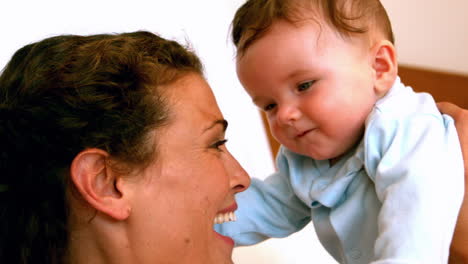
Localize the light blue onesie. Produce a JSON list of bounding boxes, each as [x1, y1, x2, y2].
[[216, 77, 464, 263]]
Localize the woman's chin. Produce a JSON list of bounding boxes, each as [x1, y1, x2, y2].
[[214, 229, 235, 247], [209, 229, 235, 263]]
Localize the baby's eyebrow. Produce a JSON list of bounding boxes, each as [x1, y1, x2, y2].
[[203, 119, 228, 133]]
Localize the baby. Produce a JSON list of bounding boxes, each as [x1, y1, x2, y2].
[[216, 0, 464, 263]]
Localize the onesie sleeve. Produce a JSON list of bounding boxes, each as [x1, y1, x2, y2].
[[214, 149, 311, 246], [365, 111, 464, 263]]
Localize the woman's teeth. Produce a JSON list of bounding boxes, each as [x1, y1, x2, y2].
[[214, 211, 237, 224]]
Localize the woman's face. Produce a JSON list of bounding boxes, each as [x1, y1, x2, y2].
[[128, 73, 250, 264]]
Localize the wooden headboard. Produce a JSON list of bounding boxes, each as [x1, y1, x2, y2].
[[262, 65, 468, 158], [398, 65, 468, 109]]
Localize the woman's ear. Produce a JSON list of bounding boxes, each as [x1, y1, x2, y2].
[[371, 40, 398, 97], [70, 148, 131, 220]]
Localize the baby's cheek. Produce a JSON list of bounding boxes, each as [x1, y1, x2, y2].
[[270, 124, 284, 141]]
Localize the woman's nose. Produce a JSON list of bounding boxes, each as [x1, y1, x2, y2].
[[277, 105, 301, 125], [227, 153, 251, 193]]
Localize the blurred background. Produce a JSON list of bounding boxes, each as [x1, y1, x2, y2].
[[1, 1, 466, 263]]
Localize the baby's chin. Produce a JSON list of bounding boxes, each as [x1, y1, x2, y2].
[[292, 145, 342, 161]]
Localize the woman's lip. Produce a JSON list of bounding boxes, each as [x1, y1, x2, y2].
[[213, 202, 237, 246], [215, 231, 235, 246], [217, 203, 238, 214]]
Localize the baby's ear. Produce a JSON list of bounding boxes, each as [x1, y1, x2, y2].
[[70, 148, 131, 220], [371, 40, 398, 97]]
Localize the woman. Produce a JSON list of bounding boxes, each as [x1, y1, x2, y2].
[[0, 31, 249, 263]]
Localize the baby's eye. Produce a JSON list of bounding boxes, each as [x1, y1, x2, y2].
[[211, 139, 228, 151], [297, 80, 315, 92], [263, 103, 277, 112]]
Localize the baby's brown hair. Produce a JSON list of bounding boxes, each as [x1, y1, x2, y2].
[[232, 0, 394, 56]]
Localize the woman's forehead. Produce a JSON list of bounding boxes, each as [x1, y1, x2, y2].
[[166, 74, 224, 128]]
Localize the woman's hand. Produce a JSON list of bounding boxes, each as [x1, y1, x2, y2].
[[438, 102, 468, 263]]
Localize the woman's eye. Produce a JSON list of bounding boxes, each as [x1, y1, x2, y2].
[[297, 80, 315, 91], [211, 139, 228, 151], [263, 103, 276, 112]]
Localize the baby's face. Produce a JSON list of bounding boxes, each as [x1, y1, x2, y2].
[[236, 19, 380, 160]]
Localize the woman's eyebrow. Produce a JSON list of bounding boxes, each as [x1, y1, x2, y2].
[[203, 119, 228, 133]]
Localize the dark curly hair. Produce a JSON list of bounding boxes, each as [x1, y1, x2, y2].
[[0, 31, 203, 263], [232, 0, 394, 56]]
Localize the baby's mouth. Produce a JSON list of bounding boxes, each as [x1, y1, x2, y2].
[[296, 128, 315, 138], [213, 211, 237, 224]]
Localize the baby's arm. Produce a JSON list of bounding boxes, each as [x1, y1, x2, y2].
[[365, 112, 464, 263], [215, 151, 311, 246]]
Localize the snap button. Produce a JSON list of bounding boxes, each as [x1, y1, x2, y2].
[[311, 200, 321, 208]]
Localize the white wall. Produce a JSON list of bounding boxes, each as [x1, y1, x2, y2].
[[382, 0, 468, 75], [1, 1, 467, 264], [0, 0, 276, 183]]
